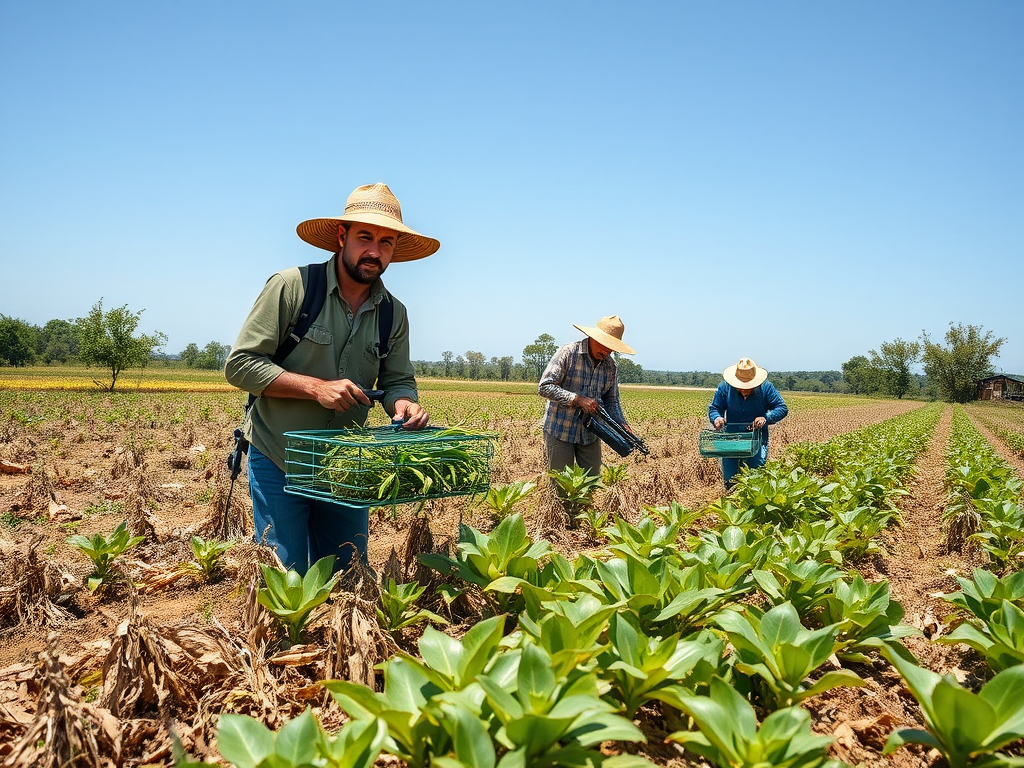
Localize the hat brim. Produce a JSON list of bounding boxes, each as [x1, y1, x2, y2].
[[723, 365, 768, 389], [573, 324, 636, 355], [296, 213, 440, 263]]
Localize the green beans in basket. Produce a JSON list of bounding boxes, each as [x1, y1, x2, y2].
[[283, 426, 496, 506]]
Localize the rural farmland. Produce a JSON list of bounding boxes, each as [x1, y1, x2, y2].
[[1, 373, 1024, 767]]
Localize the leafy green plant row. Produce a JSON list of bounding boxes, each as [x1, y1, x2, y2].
[[967, 407, 1024, 459], [215, 403, 1017, 768], [944, 407, 1024, 570], [706, 403, 942, 566]]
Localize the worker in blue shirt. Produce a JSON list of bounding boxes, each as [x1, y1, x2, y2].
[[708, 358, 789, 488]]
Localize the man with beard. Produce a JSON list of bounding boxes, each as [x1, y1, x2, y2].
[[225, 184, 437, 574]]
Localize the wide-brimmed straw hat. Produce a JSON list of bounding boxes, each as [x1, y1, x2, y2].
[[723, 358, 768, 389], [296, 183, 440, 263], [573, 316, 636, 355]]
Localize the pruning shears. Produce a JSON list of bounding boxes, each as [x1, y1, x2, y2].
[[360, 388, 406, 429]]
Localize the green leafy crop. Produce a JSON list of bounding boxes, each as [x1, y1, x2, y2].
[[256, 555, 339, 644], [67, 520, 145, 592]]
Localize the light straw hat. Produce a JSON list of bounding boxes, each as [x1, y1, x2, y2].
[[573, 316, 636, 355], [723, 358, 768, 388], [296, 183, 440, 262]]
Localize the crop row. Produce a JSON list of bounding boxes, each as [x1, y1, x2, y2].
[[196, 403, 1024, 768], [943, 407, 1024, 570], [44, 402, 1024, 767]]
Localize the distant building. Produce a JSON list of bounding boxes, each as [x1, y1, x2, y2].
[[976, 374, 1024, 402]]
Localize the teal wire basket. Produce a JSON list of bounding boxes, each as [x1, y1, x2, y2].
[[284, 425, 496, 506], [698, 426, 763, 458]]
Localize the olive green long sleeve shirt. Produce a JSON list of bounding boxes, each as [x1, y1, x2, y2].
[[224, 254, 418, 471]]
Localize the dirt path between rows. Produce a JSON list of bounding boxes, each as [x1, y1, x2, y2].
[[813, 405, 990, 768]]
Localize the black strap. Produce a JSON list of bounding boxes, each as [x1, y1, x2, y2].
[[375, 289, 394, 366], [244, 261, 329, 412], [273, 261, 329, 365]]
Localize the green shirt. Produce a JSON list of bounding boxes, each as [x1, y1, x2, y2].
[[224, 254, 418, 471]]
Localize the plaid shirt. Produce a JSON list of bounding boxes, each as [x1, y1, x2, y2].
[[538, 340, 628, 444]]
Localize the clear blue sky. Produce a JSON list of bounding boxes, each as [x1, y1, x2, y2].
[[2, 2, 1021, 374]]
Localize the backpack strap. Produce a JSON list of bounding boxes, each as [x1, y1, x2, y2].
[[273, 260, 329, 366], [375, 288, 394, 361], [244, 260, 330, 412]]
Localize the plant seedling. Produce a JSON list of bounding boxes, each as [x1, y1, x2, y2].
[[67, 520, 145, 592]]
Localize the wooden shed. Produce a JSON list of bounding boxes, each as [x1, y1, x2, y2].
[[976, 374, 1024, 402]]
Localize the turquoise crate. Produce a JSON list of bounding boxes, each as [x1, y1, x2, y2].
[[284, 425, 496, 507], [698, 427, 763, 458]]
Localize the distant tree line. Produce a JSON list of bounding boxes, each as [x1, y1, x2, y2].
[[0, 311, 230, 373], [841, 323, 1007, 403], [2, 315, 1010, 403], [0, 301, 169, 390]]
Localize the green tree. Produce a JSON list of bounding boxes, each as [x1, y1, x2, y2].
[[868, 338, 920, 399], [75, 300, 167, 391], [0, 315, 37, 366], [617, 357, 643, 383], [441, 350, 453, 377], [921, 322, 1007, 403], [498, 355, 513, 381], [522, 333, 558, 380], [842, 355, 884, 395], [194, 341, 231, 370], [465, 350, 485, 380], [36, 319, 78, 364], [180, 342, 200, 367]]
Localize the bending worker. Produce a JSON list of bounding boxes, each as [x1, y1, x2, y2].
[[708, 357, 788, 488], [538, 315, 636, 483]]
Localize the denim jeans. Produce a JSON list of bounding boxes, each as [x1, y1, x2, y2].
[[247, 445, 368, 575], [720, 443, 769, 489]]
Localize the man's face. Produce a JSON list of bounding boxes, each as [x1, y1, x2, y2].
[[588, 337, 613, 362], [338, 223, 397, 285], [737, 387, 754, 397]]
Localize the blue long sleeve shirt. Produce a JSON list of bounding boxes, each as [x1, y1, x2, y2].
[[707, 381, 788, 445]]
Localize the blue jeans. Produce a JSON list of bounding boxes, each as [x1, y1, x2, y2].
[[721, 443, 769, 489], [247, 445, 368, 575]]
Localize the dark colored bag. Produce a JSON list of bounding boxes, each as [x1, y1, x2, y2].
[[582, 405, 649, 458]]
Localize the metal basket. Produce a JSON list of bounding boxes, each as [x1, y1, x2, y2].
[[698, 427, 763, 458], [284, 425, 496, 506]]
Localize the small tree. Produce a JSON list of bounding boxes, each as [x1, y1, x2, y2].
[[37, 319, 78, 364], [842, 355, 880, 395], [921, 322, 1006, 403], [498, 355, 513, 381], [868, 338, 920, 399], [0, 315, 38, 367], [180, 343, 200, 367], [522, 333, 558, 380], [75, 300, 167, 391], [194, 341, 230, 370], [617, 357, 643, 383], [465, 350, 485, 380], [441, 350, 453, 377]]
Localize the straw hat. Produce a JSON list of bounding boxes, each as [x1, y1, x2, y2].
[[573, 316, 636, 355], [723, 358, 768, 389], [296, 183, 440, 263]]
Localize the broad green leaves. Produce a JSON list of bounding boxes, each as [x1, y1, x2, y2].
[[257, 555, 339, 644], [67, 520, 145, 592], [879, 642, 1024, 768]]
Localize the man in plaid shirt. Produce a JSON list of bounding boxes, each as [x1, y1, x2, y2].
[[538, 316, 636, 482]]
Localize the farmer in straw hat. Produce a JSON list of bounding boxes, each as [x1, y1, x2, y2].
[[538, 316, 638, 495], [225, 183, 437, 575], [708, 357, 789, 488]]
